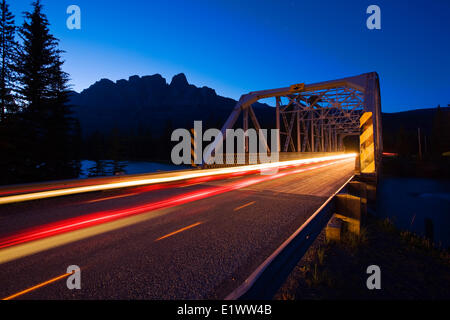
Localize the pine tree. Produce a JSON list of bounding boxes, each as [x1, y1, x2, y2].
[[0, 0, 20, 184], [0, 0, 17, 120], [15, 0, 79, 181]]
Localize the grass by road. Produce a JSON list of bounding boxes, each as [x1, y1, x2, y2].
[[275, 214, 450, 300]]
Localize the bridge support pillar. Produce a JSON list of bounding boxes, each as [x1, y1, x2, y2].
[[334, 194, 362, 236], [326, 215, 343, 242], [326, 180, 371, 241], [348, 181, 368, 217], [355, 173, 377, 203]]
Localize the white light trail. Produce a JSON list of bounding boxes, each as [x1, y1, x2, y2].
[[0, 154, 356, 205]]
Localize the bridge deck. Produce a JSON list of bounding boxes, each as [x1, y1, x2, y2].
[[0, 158, 354, 299]]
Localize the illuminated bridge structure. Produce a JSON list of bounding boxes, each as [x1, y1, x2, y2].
[[0, 73, 383, 301], [207, 72, 383, 175]]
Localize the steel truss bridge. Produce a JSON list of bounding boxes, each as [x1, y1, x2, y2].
[[0, 72, 383, 300], [207, 72, 383, 175]]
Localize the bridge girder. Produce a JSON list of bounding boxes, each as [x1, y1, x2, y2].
[[205, 72, 383, 174]]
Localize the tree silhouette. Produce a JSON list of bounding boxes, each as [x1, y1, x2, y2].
[[431, 105, 450, 157], [14, 0, 79, 181], [0, 0, 17, 120], [0, 0, 24, 184]]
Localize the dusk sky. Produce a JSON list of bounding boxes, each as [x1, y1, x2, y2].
[[10, 0, 450, 113]]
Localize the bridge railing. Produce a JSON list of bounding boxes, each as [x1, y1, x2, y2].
[[202, 151, 346, 168]]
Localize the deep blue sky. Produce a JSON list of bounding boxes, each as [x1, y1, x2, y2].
[[10, 0, 450, 112]]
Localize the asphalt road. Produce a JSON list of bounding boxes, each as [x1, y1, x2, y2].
[[0, 158, 355, 299]]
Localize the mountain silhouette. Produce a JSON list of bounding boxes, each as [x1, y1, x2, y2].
[[70, 73, 275, 138]]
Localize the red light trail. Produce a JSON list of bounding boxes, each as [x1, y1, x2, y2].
[[0, 158, 351, 250]]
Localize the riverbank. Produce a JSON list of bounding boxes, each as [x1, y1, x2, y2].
[[79, 160, 187, 178], [275, 213, 450, 300]]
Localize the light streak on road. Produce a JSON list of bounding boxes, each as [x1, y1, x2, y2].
[[0, 154, 356, 205], [0, 158, 353, 253]]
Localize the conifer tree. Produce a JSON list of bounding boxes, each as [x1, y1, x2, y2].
[[0, 0, 17, 120], [15, 0, 79, 181]]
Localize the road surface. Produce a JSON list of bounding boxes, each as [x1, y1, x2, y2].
[[0, 157, 355, 299]]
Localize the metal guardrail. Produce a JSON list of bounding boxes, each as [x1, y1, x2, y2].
[[202, 152, 344, 169], [225, 175, 355, 300]]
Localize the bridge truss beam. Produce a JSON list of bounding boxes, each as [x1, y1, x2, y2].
[[206, 72, 383, 174]]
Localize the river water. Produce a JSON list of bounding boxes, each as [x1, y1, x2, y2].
[[376, 177, 450, 248]]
